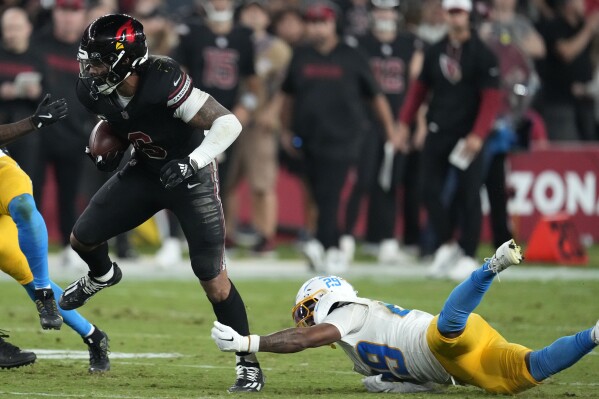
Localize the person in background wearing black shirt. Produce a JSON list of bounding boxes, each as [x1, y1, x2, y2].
[[281, 1, 398, 273], [174, 0, 260, 251], [0, 7, 44, 185], [342, 0, 424, 264], [538, 0, 599, 141], [34, 0, 92, 269], [398, 0, 502, 281]]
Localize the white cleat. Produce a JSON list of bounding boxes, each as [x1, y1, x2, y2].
[[592, 320, 599, 345], [485, 239, 523, 275]]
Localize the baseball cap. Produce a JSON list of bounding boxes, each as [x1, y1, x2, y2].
[[442, 0, 472, 12], [54, 0, 86, 10], [303, 2, 338, 22]]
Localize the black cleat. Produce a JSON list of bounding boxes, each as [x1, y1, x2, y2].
[[84, 326, 110, 373], [34, 288, 63, 330], [0, 330, 36, 369], [228, 358, 265, 393], [59, 263, 122, 310]]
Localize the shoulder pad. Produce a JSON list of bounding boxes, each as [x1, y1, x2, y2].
[[314, 294, 371, 325], [143, 56, 192, 106]]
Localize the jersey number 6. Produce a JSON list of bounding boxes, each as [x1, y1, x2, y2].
[[128, 131, 167, 159]]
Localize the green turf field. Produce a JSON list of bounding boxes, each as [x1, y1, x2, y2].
[[1, 277, 598, 398]]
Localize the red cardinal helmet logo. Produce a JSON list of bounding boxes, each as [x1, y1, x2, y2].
[[115, 20, 135, 50]]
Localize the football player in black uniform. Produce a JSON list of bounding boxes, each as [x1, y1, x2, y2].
[[58, 14, 265, 392]]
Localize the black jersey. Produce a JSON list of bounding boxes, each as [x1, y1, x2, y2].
[[0, 47, 44, 123], [358, 32, 423, 113], [76, 56, 197, 174], [174, 22, 255, 110], [419, 32, 499, 136], [281, 42, 380, 161]]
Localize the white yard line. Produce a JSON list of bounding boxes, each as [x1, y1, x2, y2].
[[0, 254, 593, 283]]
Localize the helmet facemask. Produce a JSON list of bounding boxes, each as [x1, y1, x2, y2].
[[79, 49, 124, 97], [291, 289, 327, 327]]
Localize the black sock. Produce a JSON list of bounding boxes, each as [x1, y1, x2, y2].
[[211, 281, 251, 358], [75, 242, 113, 278]]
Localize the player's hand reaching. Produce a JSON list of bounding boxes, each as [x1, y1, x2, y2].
[[159, 157, 198, 189], [31, 93, 68, 129], [211, 321, 260, 353]]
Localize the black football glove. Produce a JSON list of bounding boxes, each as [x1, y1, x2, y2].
[[160, 157, 198, 189], [85, 146, 125, 172], [31, 94, 68, 129]]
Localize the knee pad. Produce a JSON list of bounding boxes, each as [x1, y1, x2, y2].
[[190, 247, 224, 281]]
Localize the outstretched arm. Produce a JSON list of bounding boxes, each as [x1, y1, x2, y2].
[[211, 321, 341, 354], [0, 118, 36, 147], [0, 94, 67, 146]]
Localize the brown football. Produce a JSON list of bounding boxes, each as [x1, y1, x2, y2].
[[89, 120, 128, 158]]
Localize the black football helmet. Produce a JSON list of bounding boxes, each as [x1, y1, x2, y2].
[[78, 14, 148, 98]]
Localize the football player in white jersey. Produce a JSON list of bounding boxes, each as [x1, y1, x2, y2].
[[212, 239, 599, 395]]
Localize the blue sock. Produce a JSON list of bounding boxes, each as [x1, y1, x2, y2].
[[24, 282, 93, 337], [9, 194, 50, 289], [437, 261, 495, 334], [528, 329, 597, 381]]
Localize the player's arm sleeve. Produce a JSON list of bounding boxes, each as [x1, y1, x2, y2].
[[321, 303, 368, 337], [188, 113, 241, 169], [180, 94, 241, 169]]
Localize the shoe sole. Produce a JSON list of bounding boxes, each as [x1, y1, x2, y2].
[[40, 318, 63, 330], [0, 358, 36, 369], [501, 240, 523, 266]]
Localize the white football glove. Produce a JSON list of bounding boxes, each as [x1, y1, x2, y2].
[[210, 321, 260, 353], [362, 375, 438, 393]]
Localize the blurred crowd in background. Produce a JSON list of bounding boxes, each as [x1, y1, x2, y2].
[[0, 0, 597, 276]]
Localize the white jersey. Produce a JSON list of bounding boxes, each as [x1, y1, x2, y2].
[[321, 298, 451, 384]]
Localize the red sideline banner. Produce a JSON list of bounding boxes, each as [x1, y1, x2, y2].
[[505, 145, 599, 243]]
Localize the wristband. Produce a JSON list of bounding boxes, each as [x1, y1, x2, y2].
[[242, 334, 261, 353]]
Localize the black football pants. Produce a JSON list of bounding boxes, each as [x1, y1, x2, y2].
[[73, 160, 226, 280]]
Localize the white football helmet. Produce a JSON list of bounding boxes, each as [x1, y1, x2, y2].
[[292, 276, 357, 327]]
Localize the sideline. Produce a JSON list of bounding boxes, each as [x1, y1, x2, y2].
[[2, 254, 594, 282]]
